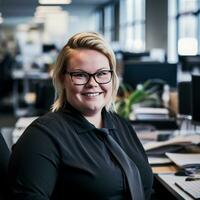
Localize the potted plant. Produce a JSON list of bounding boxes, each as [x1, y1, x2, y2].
[[115, 79, 165, 119]]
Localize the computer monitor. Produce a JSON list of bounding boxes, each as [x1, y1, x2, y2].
[[120, 51, 150, 61], [42, 44, 57, 53], [191, 74, 200, 125], [179, 55, 200, 72], [122, 62, 177, 89], [178, 81, 192, 116]]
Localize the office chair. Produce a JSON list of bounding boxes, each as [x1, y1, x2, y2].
[[0, 132, 11, 200]]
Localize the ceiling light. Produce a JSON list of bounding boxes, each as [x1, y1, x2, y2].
[[36, 6, 62, 15], [35, 6, 64, 18], [39, 0, 71, 5]]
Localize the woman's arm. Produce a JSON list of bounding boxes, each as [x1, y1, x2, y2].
[[8, 123, 60, 200]]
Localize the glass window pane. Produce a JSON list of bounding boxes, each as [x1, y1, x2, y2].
[[104, 5, 114, 42], [104, 6, 112, 29], [179, 0, 198, 13], [120, 0, 126, 25], [133, 23, 145, 51], [178, 15, 198, 55], [94, 12, 100, 32], [104, 31, 112, 42], [179, 15, 197, 38], [120, 27, 126, 48], [119, 0, 145, 51], [126, 25, 134, 50], [127, 0, 134, 23], [134, 0, 145, 21], [168, 0, 178, 62]]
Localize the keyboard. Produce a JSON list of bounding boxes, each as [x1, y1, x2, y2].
[[175, 180, 200, 199]]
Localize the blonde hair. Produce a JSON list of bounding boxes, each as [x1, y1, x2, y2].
[[51, 32, 119, 112]]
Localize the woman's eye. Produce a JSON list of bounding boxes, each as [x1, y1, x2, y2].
[[73, 73, 87, 78], [97, 71, 108, 77]]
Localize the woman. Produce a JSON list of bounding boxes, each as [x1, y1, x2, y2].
[[8, 32, 153, 200]]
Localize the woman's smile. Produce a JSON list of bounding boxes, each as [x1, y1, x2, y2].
[[81, 92, 103, 97]]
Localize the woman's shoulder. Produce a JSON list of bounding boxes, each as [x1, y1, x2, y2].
[[33, 110, 70, 125], [17, 111, 75, 145], [26, 110, 73, 134]]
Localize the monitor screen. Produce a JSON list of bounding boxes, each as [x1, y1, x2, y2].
[[122, 62, 177, 89], [120, 51, 150, 61], [178, 81, 192, 116], [191, 74, 200, 125], [42, 44, 57, 53], [179, 55, 200, 72]]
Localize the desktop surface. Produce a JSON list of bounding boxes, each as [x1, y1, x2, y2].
[[157, 174, 200, 200]]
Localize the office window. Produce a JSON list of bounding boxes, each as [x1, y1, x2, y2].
[[119, 0, 145, 52], [179, 0, 197, 13], [94, 2, 119, 42], [168, 0, 200, 61], [178, 0, 200, 56], [178, 15, 198, 55], [168, 0, 177, 62], [94, 9, 104, 35], [178, 0, 199, 55], [104, 5, 113, 42]]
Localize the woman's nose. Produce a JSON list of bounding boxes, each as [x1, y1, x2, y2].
[[85, 75, 98, 87]]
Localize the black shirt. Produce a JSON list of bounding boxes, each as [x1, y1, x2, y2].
[[8, 104, 153, 200]]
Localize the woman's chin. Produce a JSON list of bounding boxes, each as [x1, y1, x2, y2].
[[81, 105, 102, 116]]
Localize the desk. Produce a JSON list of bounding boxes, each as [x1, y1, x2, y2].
[[152, 165, 177, 174], [156, 174, 195, 200], [152, 162, 200, 200]]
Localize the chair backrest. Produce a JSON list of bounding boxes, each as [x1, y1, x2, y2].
[[0, 132, 10, 200]]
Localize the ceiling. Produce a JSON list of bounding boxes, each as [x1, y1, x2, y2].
[[0, 0, 111, 18]]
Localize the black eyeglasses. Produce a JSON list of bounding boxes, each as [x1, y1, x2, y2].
[[66, 69, 113, 85]]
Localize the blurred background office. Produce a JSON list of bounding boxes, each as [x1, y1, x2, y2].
[[0, 0, 200, 135], [1, 2, 200, 199]]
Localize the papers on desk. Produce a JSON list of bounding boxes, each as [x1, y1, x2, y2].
[[133, 107, 169, 120], [143, 134, 200, 167], [137, 130, 172, 141], [143, 134, 200, 156], [148, 156, 172, 165], [166, 152, 200, 168]]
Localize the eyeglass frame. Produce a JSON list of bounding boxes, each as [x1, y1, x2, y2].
[[65, 69, 113, 85]]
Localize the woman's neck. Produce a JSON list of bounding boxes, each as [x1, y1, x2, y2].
[[84, 112, 103, 128]]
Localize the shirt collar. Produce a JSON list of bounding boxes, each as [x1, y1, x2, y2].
[[59, 102, 116, 134]]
